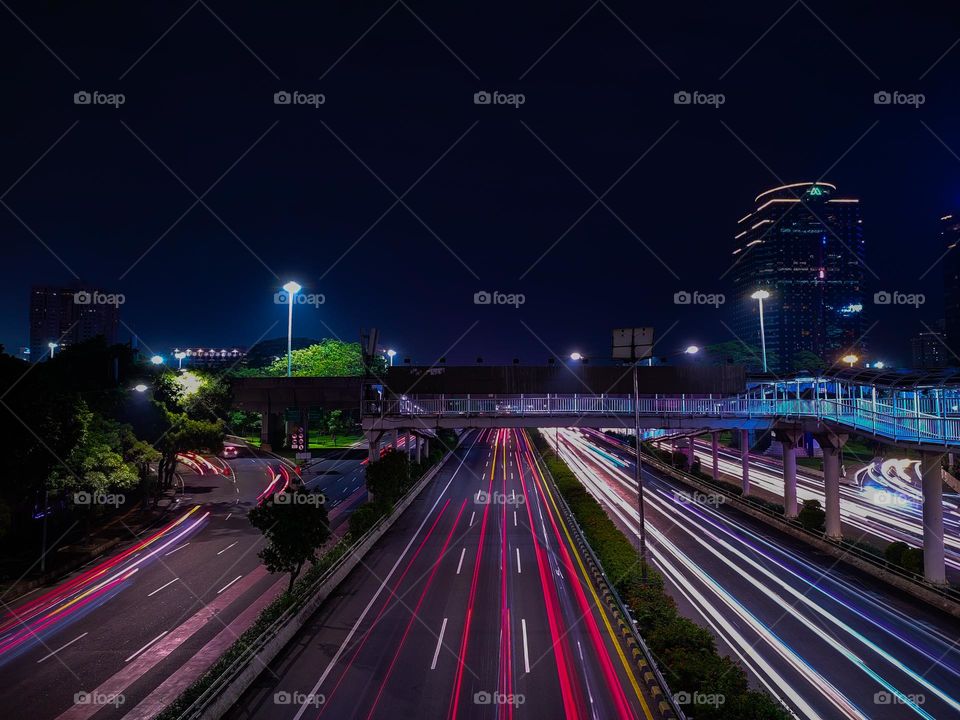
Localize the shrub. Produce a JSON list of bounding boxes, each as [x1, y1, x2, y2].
[[901, 547, 924, 575], [797, 499, 825, 532], [884, 540, 909, 567]]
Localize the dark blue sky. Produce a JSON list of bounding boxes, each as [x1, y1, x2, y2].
[[2, 2, 959, 366]]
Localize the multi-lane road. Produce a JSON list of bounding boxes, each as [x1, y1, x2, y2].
[[557, 428, 960, 720], [0, 447, 366, 720], [679, 437, 960, 583], [229, 429, 657, 720]]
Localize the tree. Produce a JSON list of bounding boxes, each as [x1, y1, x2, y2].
[[249, 489, 331, 592], [791, 350, 827, 373], [365, 448, 410, 503], [240, 339, 365, 377], [325, 409, 348, 445]]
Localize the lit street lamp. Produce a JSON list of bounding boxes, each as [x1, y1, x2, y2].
[[685, 345, 700, 355], [282, 281, 302, 377], [150, 355, 165, 365], [174, 351, 187, 371], [842, 354, 859, 368], [387, 349, 397, 366], [47, 342, 58, 359], [134, 383, 149, 393], [750, 290, 770, 372], [569, 352, 583, 361]]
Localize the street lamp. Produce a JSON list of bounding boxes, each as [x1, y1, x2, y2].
[[750, 290, 771, 372], [133, 383, 149, 393], [282, 281, 302, 377], [387, 349, 397, 366], [873, 361, 885, 370], [842, 354, 859, 368], [47, 342, 58, 359], [684, 345, 700, 355], [174, 351, 187, 371], [150, 355, 165, 365], [569, 352, 583, 361]]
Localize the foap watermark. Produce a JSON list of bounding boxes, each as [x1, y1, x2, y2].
[[274, 291, 325, 307], [873, 90, 924, 109], [474, 290, 525, 308], [274, 492, 326, 506], [475, 489, 525, 506], [74, 290, 125, 307], [273, 691, 325, 707], [673, 490, 725, 507], [274, 90, 325, 108], [73, 491, 125, 507], [674, 290, 725, 308], [874, 691, 925, 706], [74, 691, 125, 708], [474, 90, 525, 108], [473, 691, 525, 706], [74, 90, 125, 108], [674, 691, 725, 708], [673, 90, 725, 108], [874, 290, 924, 308]]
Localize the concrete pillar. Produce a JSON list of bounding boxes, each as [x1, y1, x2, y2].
[[424, 438, 430, 458], [815, 432, 846, 540], [740, 429, 750, 495], [782, 441, 798, 518], [686, 436, 696, 467], [389, 429, 398, 450], [920, 452, 947, 584], [415, 435, 422, 464], [711, 432, 719, 481], [366, 431, 379, 463]]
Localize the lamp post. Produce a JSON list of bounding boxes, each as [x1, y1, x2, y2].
[[150, 355, 165, 365], [174, 351, 186, 371], [47, 342, 58, 359], [569, 352, 583, 361], [842, 354, 859, 368], [387, 349, 396, 366], [282, 281, 302, 377], [751, 290, 770, 372]]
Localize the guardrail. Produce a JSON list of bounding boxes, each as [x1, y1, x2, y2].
[[528, 433, 684, 720], [370, 394, 960, 446]]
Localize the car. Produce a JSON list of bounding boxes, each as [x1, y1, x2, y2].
[[222, 444, 240, 459]]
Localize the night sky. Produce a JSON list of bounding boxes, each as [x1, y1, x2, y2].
[[2, 2, 959, 366]]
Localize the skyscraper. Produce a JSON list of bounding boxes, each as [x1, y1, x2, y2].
[[942, 212, 960, 363], [29, 286, 121, 362], [731, 182, 865, 372]]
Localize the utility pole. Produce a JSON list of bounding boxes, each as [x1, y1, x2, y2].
[[633, 361, 648, 582]]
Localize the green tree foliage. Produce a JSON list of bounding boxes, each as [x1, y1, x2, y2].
[[365, 448, 411, 503], [324, 409, 349, 445], [797, 498, 826, 532], [236, 339, 365, 377], [249, 489, 331, 592]]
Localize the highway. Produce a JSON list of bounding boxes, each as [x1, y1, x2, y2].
[[0, 447, 365, 720], [678, 437, 960, 583], [556, 428, 960, 720], [228, 429, 656, 720]]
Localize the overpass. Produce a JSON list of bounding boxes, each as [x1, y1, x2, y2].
[[361, 365, 960, 585]]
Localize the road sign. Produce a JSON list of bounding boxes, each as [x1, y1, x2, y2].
[[612, 327, 654, 361]]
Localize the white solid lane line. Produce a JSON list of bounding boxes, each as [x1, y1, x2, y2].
[[217, 575, 243, 594], [516, 548, 522, 574], [456, 548, 467, 575], [37, 632, 88, 663], [430, 618, 448, 670], [165, 542, 190, 557], [521, 619, 531, 673], [147, 577, 179, 597], [124, 631, 168, 663], [217, 541, 238, 555]]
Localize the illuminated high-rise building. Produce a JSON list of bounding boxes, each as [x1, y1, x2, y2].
[[731, 182, 865, 372], [29, 286, 120, 362], [942, 212, 960, 363]]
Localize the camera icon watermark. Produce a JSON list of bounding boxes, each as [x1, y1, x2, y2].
[[274, 492, 326, 507], [74, 90, 125, 108], [473, 690, 525, 706], [274, 292, 325, 307], [673, 290, 725, 308], [673, 691, 725, 707], [474, 90, 525, 108], [673, 490, 725, 506], [673, 90, 725, 108], [873, 290, 924, 308], [74, 691, 125, 708], [73, 290, 125, 307], [73, 491, 125, 507], [873, 90, 924, 108], [273, 691, 325, 707], [474, 290, 525, 308], [274, 90, 325, 108]]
